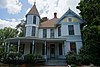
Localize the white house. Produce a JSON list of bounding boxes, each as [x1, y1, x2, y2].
[[5, 3, 83, 63]]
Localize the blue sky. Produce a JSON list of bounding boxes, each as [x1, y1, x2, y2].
[[0, 0, 80, 29]]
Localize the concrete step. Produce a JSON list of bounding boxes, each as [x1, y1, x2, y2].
[[45, 59, 67, 66]]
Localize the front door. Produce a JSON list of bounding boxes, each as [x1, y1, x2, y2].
[[50, 44, 55, 58]]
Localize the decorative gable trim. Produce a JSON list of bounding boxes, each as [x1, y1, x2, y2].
[[57, 8, 83, 24]]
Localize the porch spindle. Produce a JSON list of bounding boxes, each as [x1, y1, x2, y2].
[[32, 40, 34, 54], [64, 41, 67, 55], [18, 40, 20, 53]]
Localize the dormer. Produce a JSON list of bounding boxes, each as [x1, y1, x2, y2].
[[57, 8, 83, 24]]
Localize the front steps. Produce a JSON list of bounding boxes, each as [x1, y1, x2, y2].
[[45, 59, 67, 66]]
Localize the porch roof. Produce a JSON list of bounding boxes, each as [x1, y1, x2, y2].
[[5, 37, 66, 43]]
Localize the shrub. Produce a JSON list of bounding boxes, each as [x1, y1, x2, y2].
[[24, 54, 45, 64], [71, 64, 77, 67], [66, 51, 81, 65]]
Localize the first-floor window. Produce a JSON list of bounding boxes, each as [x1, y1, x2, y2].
[[32, 26, 36, 36], [42, 44, 45, 55], [70, 42, 76, 52], [59, 43, 62, 55]]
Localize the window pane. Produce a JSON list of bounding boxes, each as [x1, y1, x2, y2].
[[33, 16, 36, 24], [50, 29, 54, 38], [32, 26, 36, 36], [58, 27, 61, 36], [68, 25, 74, 35], [70, 42, 76, 53], [43, 29, 47, 38], [59, 43, 62, 55]]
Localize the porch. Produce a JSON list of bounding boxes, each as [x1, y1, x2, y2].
[[5, 37, 67, 60]]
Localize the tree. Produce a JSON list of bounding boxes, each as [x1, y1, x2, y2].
[[77, 0, 100, 65], [0, 27, 18, 45], [0, 27, 18, 61], [77, 0, 100, 26], [16, 20, 26, 37]]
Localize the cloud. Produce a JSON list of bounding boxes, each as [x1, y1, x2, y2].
[[0, 0, 22, 14], [27, 0, 80, 19], [0, 19, 20, 29]]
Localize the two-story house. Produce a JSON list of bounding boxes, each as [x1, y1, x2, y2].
[[5, 3, 83, 63]]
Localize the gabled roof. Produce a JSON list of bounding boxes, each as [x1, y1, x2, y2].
[[57, 8, 83, 24], [26, 3, 40, 16], [40, 18, 58, 28]]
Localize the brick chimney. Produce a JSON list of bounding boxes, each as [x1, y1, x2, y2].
[[54, 12, 57, 18]]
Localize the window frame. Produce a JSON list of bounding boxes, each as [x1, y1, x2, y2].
[[58, 26, 61, 36], [50, 29, 54, 38], [43, 29, 47, 38], [68, 25, 74, 35], [70, 42, 76, 53], [32, 26, 36, 36], [33, 16, 36, 24]]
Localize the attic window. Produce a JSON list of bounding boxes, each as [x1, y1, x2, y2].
[[68, 18, 72, 22]]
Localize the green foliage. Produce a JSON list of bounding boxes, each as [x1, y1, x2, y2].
[[77, 0, 100, 65], [16, 20, 26, 37], [0, 27, 18, 45], [24, 54, 45, 64], [79, 26, 100, 65], [1, 53, 23, 64], [77, 0, 100, 26], [71, 64, 77, 67], [66, 51, 81, 65]]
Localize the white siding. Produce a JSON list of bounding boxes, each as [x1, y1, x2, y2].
[[39, 29, 43, 38], [26, 26, 32, 36], [27, 15, 33, 24], [47, 29, 50, 38], [74, 24, 81, 35], [64, 41, 70, 55]]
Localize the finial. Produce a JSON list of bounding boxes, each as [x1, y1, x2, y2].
[[34, 0, 36, 5]]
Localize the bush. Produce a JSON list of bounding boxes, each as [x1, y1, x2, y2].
[[71, 64, 77, 67], [24, 54, 45, 64], [66, 51, 81, 65], [1, 53, 23, 64]]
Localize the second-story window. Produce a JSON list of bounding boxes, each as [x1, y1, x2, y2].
[[68, 25, 74, 35], [58, 26, 61, 36], [50, 29, 54, 38], [32, 26, 36, 36], [43, 29, 47, 38], [33, 16, 36, 24]]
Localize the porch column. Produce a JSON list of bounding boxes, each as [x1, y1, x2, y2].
[[64, 41, 67, 55], [4, 42, 7, 52], [7, 41, 10, 53], [18, 40, 20, 53], [32, 40, 34, 54], [44, 41, 47, 61]]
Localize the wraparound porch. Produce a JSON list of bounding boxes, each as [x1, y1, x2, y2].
[[5, 37, 68, 60]]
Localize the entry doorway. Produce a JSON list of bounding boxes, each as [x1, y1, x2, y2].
[[50, 44, 55, 58]]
